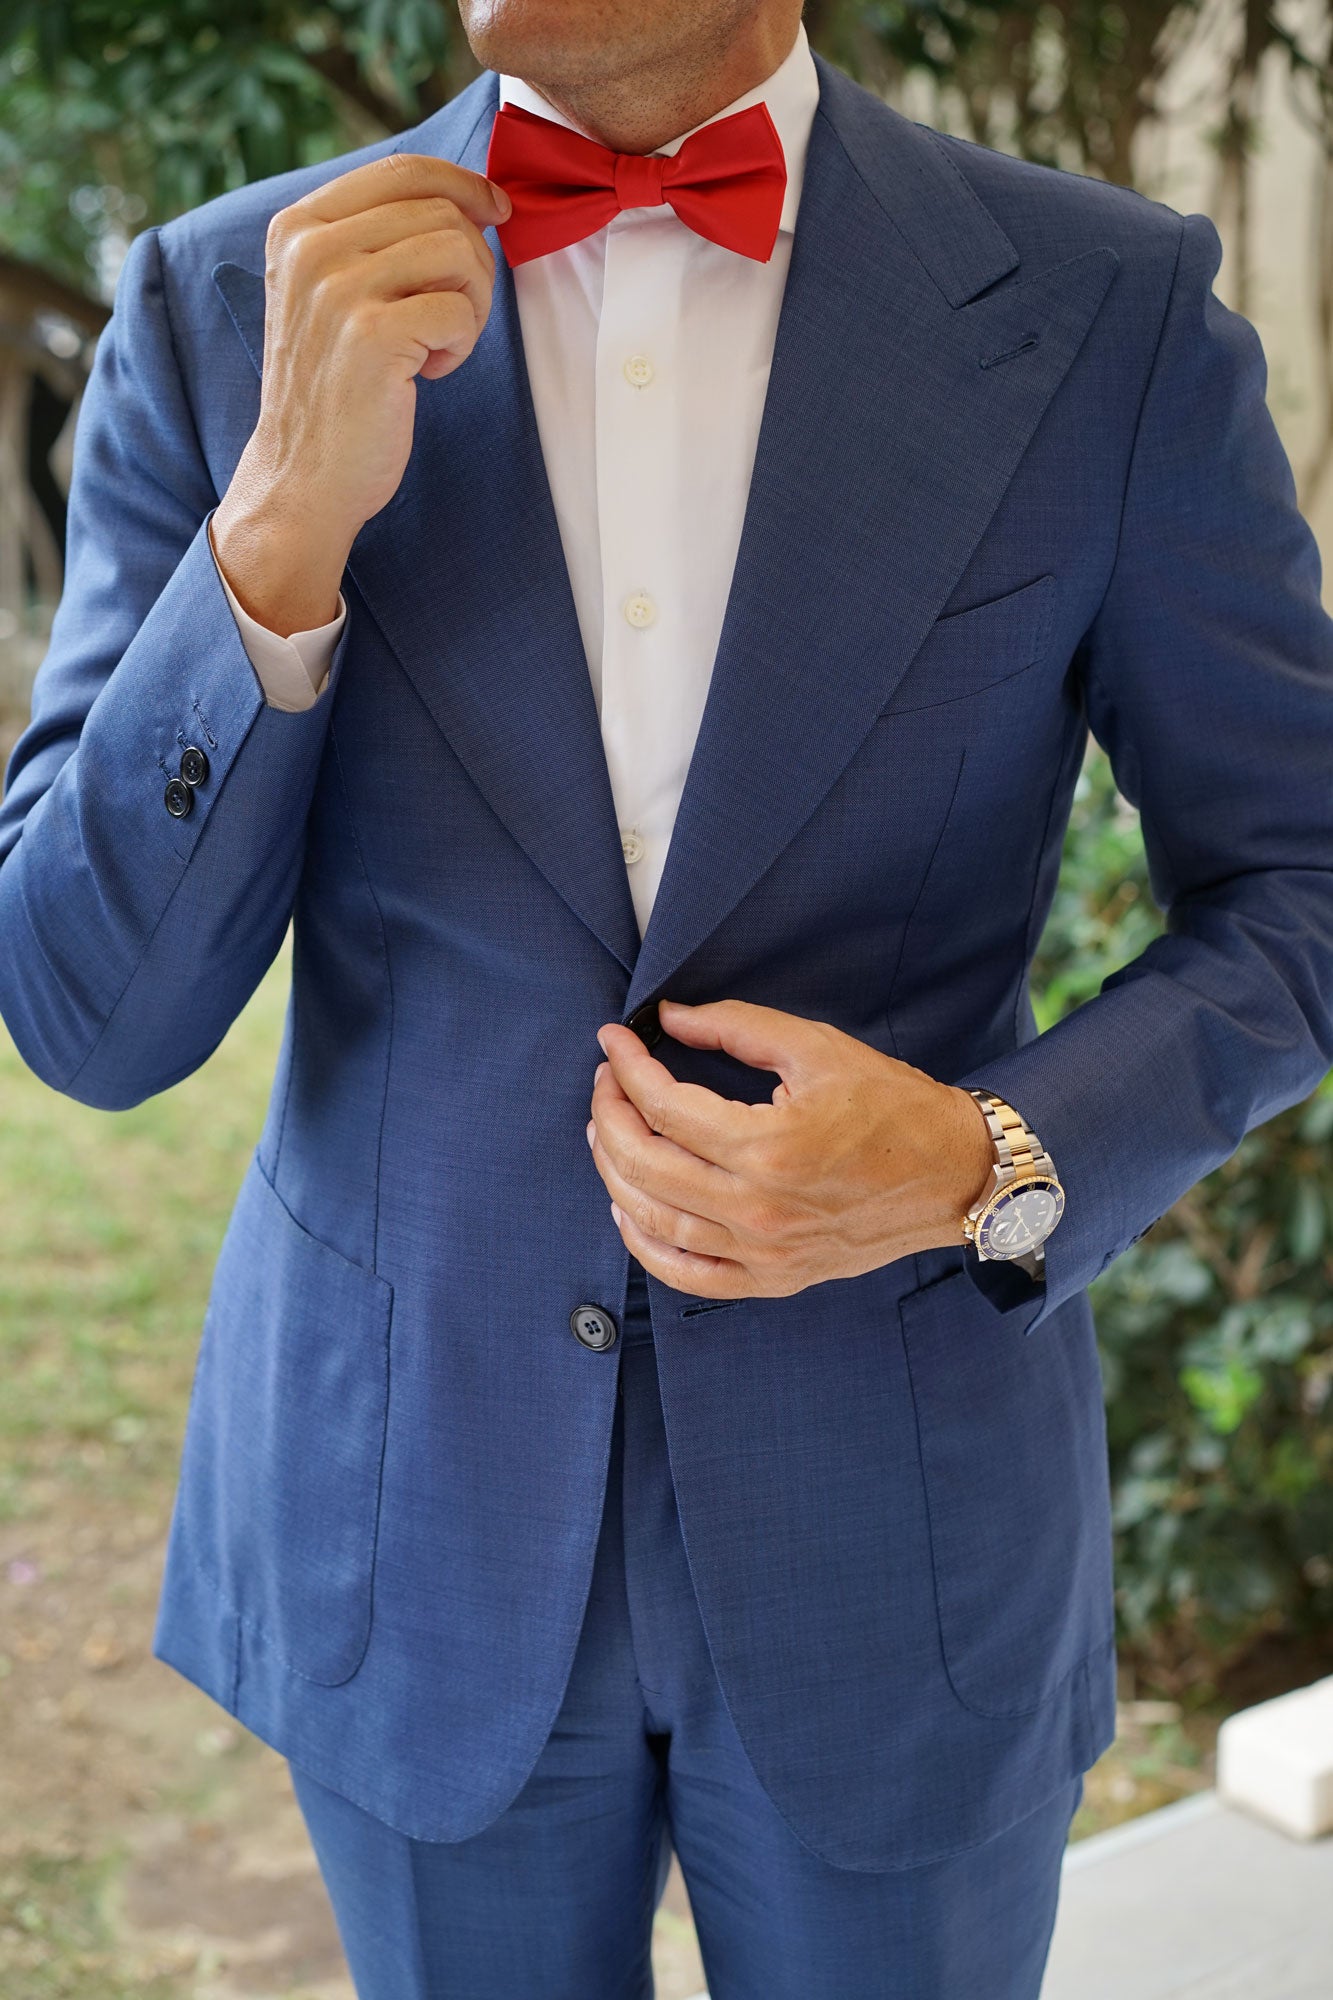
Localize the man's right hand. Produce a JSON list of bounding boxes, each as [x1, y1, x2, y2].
[[211, 153, 512, 637]]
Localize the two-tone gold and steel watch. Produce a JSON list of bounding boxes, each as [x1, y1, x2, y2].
[[961, 1089, 1065, 1279]]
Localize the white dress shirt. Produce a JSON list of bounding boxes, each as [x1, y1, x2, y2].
[[212, 21, 819, 937]]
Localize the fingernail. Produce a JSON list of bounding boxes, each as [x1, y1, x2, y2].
[[610, 1202, 622, 1227], [586, 1121, 595, 1144], [596, 1031, 609, 1055], [489, 180, 512, 219]]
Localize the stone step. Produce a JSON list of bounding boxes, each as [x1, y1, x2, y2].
[[1216, 1674, 1333, 1839], [1040, 1791, 1333, 1999]]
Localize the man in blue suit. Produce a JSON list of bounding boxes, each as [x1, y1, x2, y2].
[[3, 0, 1332, 1991]]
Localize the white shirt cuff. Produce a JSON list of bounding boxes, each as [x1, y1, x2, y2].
[[208, 516, 346, 711]]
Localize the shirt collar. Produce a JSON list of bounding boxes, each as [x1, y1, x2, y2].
[[496, 19, 818, 236]]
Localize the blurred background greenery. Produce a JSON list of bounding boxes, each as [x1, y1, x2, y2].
[[2, 2, 1332, 1993]]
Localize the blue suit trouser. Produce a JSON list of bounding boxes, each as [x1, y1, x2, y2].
[[287, 1263, 1082, 1998]]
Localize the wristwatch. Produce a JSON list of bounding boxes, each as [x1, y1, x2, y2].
[[961, 1089, 1065, 1279]]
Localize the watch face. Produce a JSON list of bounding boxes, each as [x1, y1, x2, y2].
[[978, 1175, 1065, 1258]]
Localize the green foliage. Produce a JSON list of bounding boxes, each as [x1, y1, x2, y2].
[[1035, 744, 1333, 1683], [0, 1, 468, 299]]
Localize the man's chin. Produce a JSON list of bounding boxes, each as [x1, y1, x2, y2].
[[459, 2, 648, 84]]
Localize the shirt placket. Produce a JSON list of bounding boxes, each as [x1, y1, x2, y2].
[[595, 212, 690, 939]]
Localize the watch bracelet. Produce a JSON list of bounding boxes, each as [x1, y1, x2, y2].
[[967, 1088, 1057, 1182], [965, 1089, 1056, 1277]]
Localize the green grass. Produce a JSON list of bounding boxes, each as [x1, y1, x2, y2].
[[0, 940, 291, 1514], [0, 943, 293, 1998], [0, 1848, 181, 2000]]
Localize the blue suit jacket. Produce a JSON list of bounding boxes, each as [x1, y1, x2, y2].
[[3, 55, 1332, 1870]]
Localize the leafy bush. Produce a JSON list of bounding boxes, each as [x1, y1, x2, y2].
[[1033, 744, 1333, 1686]]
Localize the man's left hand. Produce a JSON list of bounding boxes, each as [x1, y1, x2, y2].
[[587, 999, 996, 1298]]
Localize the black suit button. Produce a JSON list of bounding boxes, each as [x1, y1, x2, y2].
[[164, 776, 193, 818], [570, 1303, 618, 1352], [180, 744, 210, 787], [625, 1001, 662, 1050]]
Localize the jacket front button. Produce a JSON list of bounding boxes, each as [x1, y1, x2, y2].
[[163, 776, 193, 818], [570, 1303, 618, 1352], [625, 1001, 661, 1050], [180, 744, 210, 787]]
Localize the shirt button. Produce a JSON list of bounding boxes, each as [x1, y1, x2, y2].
[[621, 829, 645, 864], [623, 592, 656, 629], [623, 353, 655, 388]]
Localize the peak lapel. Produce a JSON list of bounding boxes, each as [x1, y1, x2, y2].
[[623, 56, 1120, 1016], [212, 71, 644, 977]]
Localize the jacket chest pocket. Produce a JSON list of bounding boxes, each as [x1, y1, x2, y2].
[[879, 573, 1057, 716]]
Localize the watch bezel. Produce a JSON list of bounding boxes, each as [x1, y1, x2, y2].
[[972, 1172, 1065, 1261]]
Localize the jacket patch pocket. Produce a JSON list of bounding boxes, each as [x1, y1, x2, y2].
[[178, 1149, 393, 1686], [900, 1264, 1113, 1719], [880, 573, 1056, 715]]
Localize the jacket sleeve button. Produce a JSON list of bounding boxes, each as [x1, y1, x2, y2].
[[163, 776, 194, 818], [179, 745, 210, 787]]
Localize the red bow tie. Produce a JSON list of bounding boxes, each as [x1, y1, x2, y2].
[[485, 98, 787, 267]]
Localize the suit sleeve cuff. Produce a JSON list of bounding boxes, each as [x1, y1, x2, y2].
[[961, 1244, 1047, 1314]]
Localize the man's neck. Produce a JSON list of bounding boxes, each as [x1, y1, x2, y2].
[[517, 9, 802, 154]]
